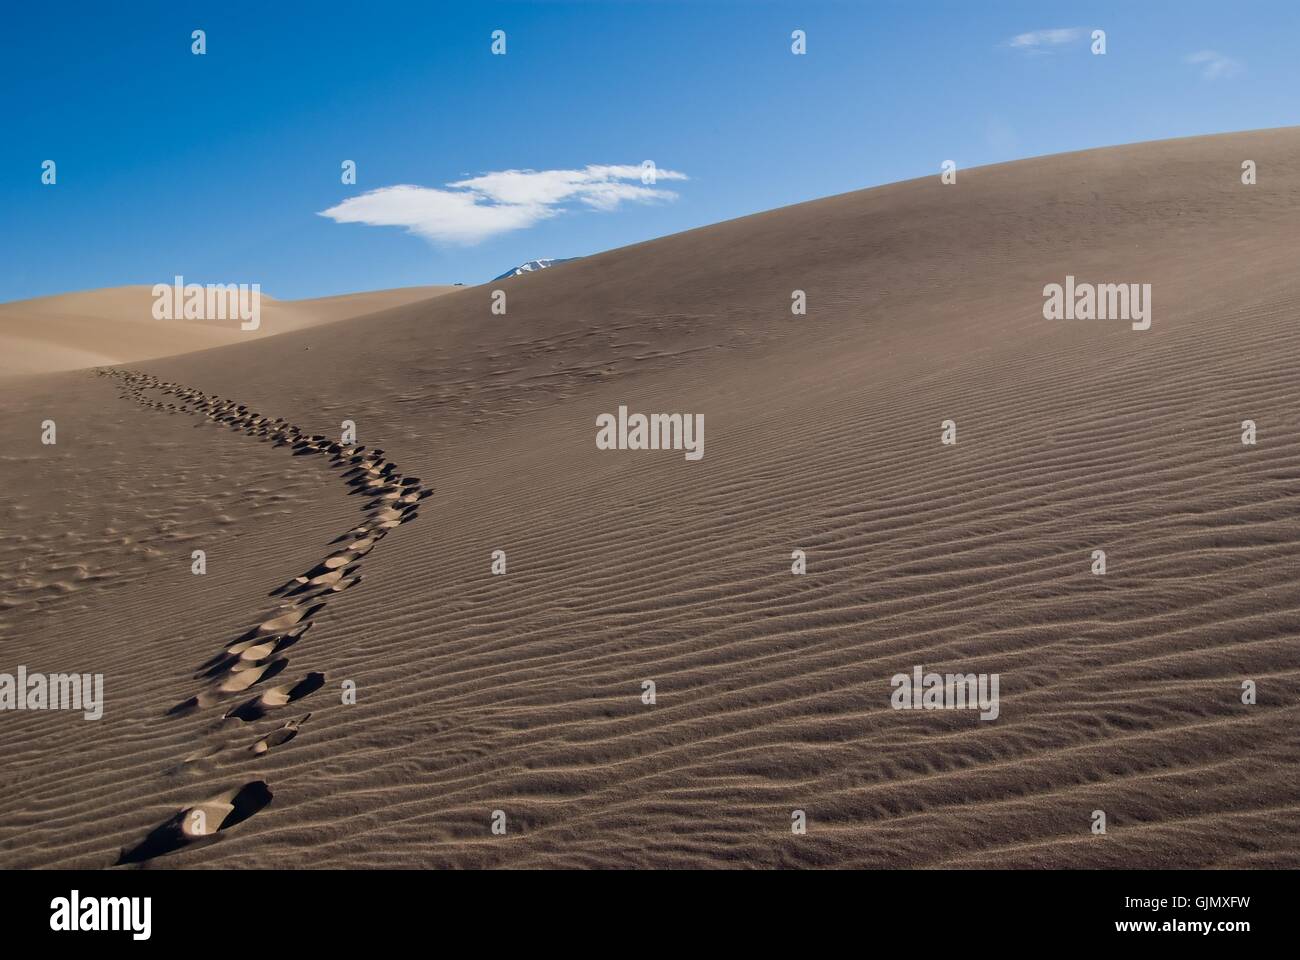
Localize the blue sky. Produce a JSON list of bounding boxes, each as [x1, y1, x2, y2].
[[2, 1, 1296, 301]]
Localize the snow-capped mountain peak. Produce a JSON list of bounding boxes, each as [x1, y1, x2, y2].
[[491, 258, 578, 281]]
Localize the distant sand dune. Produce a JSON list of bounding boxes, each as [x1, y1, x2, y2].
[[1, 129, 1299, 868], [0, 284, 456, 378]]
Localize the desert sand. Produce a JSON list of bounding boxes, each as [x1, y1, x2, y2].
[[0, 285, 456, 378], [1, 129, 1298, 869]]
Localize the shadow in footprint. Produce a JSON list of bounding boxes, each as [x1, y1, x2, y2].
[[116, 780, 273, 865], [225, 672, 325, 722], [202, 621, 312, 670], [217, 655, 289, 693], [166, 691, 216, 717], [250, 713, 312, 755], [227, 602, 325, 648], [270, 564, 360, 599]]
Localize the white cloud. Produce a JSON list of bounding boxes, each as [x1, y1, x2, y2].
[[1007, 27, 1085, 50], [319, 164, 688, 245], [1186, 50, 1242, 80]]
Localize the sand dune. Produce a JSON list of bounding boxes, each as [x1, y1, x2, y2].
[[0, 284, 456, 378], [2, 129, 1299, 868]]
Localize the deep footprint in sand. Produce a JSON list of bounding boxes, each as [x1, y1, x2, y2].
[[217, 656, 289, 693], [272, 564, 359, 598], [252, 601, 325, 638], [116, 780, 273, 864], [225, 672, 326, 722], [167, 690, 218, 717], [223, 620, 313, 660], [250, 714, 311, 755]]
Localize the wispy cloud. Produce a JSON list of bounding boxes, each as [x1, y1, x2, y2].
[[318, 164, 688, 245], [1186, 50, 1242, 80], [1006, 27, 1085, 51]]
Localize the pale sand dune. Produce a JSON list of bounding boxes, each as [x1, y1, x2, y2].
[[2, 129, 1299, 868], [0, 284, 456, 378]]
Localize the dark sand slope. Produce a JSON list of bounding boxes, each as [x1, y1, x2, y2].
[[2, 128, 1299, 868]]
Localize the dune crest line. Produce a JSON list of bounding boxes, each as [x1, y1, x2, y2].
[[98, 368, 429, 864]]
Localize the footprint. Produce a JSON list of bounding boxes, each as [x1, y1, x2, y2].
[[225, 672, 325, 722], [167, 690, 218, 717], [116, 780, 273, 864], [216, 656, 288, 693], [250, 714, 311, 755], [271, 564, 359, 598], [253, 601, 324, 637], [223, 621, 312, 659]]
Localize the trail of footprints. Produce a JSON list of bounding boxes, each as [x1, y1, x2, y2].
[[98, 369, 429, 864]]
